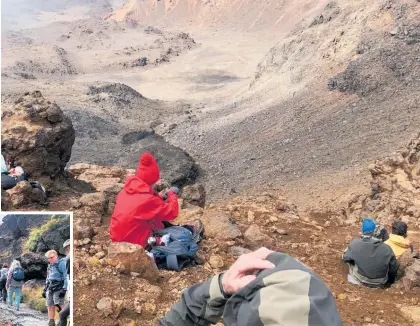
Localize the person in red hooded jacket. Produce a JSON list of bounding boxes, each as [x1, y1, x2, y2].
[[109, 152, 179, 248]]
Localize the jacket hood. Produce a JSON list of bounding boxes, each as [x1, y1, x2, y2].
[[136, 152, 160, 185], [389, 234, 410, 248], [123, 175, 152, 194]]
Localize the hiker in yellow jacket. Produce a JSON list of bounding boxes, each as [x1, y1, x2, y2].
[[385, 221, 413, 259]]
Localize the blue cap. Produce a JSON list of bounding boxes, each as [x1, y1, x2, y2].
[[362, 218, 376, 234]]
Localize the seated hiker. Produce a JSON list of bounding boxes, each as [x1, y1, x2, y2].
[[160, 247, 343, 326], [109, 152, 179, 248], [385, 221, 413, 259], [343, 218, 398, 288], [1, 154, 26, 190]]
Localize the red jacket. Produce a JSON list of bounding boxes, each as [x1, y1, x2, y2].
[[109, 176, 179, 247]]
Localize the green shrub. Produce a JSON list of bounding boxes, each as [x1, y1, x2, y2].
[[22, 287, 48, 313], [25, 216, 61, 252]]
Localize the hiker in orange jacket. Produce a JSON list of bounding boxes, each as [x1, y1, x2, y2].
[[109, 152, 179, 248], [385, 221, 413, 259]]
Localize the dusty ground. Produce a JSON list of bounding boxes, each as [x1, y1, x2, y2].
[[73, 194, 420, 326]]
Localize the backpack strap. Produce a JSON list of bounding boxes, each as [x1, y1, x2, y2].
[[166, 255, 180, 271], [166, 255, 191, 272]]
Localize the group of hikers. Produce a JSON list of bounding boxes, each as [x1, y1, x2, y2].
[[0, 239, 71, 326], [107, 152, 418, 325], [344, 218, 418, 288]]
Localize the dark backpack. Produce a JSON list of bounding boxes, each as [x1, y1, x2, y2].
[[12, 267, 25, 281], [0, 268, 8, 281], [150, 226, 200, 271]]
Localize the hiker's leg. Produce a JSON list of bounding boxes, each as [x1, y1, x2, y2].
[[59, 303, 70, 326], [1, 174, 18, 190], [47, 291, 56, 319], [15, 174, 26, 184], [48, 305, 56, 319], [53, 291, 64, 312], [7, 287, 13, 305], [2, 285, 7, 302], [15, 287, 21, 309]]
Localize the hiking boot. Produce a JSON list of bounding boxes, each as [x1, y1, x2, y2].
[[192, 219, 204, 242], [58, 319, 67, 326], [48, 319, 56, 326]]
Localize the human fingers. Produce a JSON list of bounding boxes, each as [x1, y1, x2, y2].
[[237, 258, 275, 275], [234, 275, 257, 291], [248, 247, 275, 260]]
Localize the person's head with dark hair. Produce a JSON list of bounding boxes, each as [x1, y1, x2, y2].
[[391, 221, 408, 238], [373, 225, 389, 242]]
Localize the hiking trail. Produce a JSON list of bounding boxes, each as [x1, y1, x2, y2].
[[0, 302, 46, 326]]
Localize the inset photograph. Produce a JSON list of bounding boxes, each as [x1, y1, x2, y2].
[[0, 212, 72, 326]]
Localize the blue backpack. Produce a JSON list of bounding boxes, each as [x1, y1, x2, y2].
[[150, 226, 200, 271], [12, 267, 25, 281]]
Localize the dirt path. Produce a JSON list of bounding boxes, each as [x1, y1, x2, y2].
[[0, 302, 47, 326]]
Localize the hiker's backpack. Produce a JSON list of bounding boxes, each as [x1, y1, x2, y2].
[[12, 267, 25, 282], [150, 226, 200, 271], [0, 268, 8, 281]]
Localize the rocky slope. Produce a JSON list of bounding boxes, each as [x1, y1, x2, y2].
[[69, 171, 419, 326], [161, 0, 420, 204], [2, 92, 419, 324], [2, 1, 419, 205]]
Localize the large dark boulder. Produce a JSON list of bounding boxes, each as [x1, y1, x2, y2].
[[18, 252, 48, 279], [122, 134, 199, 186], [1, 91, 75, 187]]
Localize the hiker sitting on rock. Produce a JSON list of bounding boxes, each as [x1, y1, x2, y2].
[[384, 221, 413, 259], [44, 250, 68, 326], [1, 153, 26, 190], [160, 247, 343, 326], [343, 218, 398, 288], [109, 152, 179, 248]]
